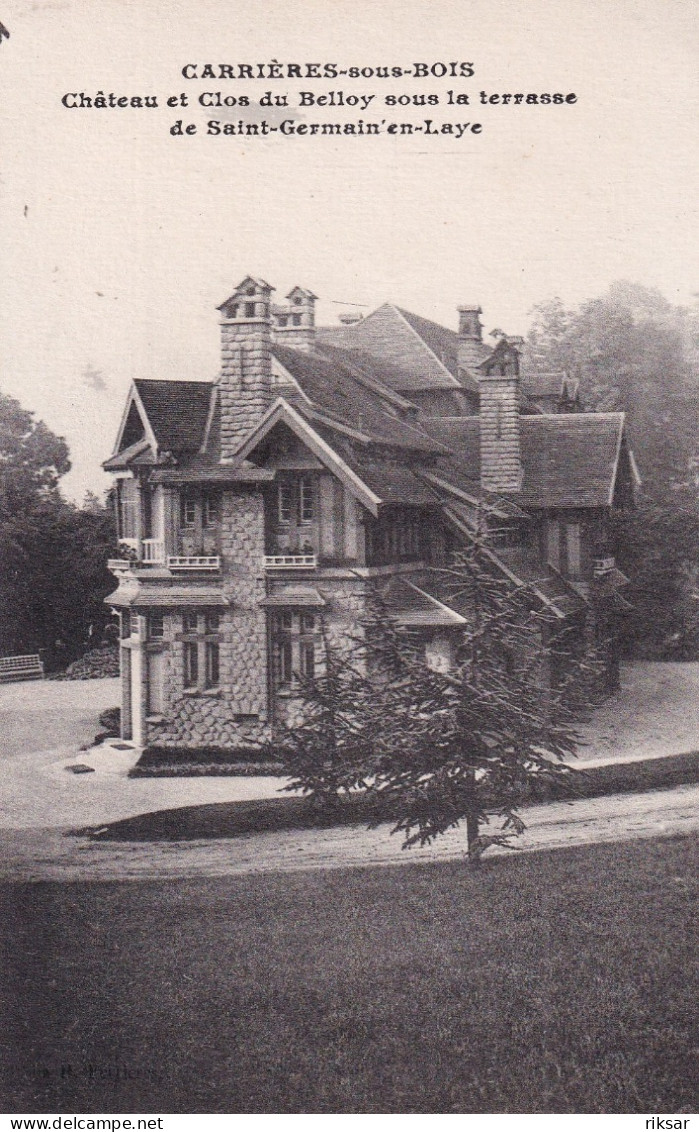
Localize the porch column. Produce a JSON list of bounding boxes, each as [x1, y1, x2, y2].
[[130, 614, 148, 748]]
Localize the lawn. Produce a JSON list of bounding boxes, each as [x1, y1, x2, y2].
[[1, 835, 696, 1114]]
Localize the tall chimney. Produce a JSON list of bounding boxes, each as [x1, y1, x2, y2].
[[457, 304, 484, 370], [478, 363, 523, 493], [270, 286, 317, 352], [217, 276, 274, 461]]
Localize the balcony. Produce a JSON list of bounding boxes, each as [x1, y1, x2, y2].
[[108, 543, 221, 575], [142, 538, 165, 564], [168, 555, 221, 571], [264, 553, 317, 570]]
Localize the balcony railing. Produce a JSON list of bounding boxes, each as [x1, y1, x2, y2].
[[109, 549, 220, 573], [264, 554, 317, 570], [168, 555, 221, 571], [142, 538, 165, 564]]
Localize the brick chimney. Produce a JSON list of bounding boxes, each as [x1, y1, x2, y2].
[[477, 357, 523, 493], [270, 286, 317, 352], [217, 276, 274, 461], [457, 304, 484, 370]]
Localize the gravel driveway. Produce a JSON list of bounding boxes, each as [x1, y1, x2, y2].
[[1, 666, 697, 883]]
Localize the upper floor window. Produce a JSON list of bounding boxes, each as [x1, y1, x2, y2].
[[179, 491, 221, 533], [278, 482, 294, 523], [148, 612, 164, 640], [181, 496, 196, 529], [203, 493, 219, 528], [276, 478, 315, 525], [299, 478, 314, 523], [118, 478, 139, 540]]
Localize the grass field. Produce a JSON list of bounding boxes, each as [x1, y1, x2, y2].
[[2, 834, 696, 1114]]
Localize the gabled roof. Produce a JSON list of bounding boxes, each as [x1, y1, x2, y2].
[[103, 437, 153, 471], [271, 343, 443, 454], [423, 413, 627, 508], [217, 276, 274, 311], [313, 343, 419, 412], [319, 303, 464, 392], [336, 450, 442, 507], [133, 379, 214, 453], [286, 285, 318, 301], [232, 399, 383, 515]]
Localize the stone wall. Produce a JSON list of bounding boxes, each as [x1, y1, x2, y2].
[[219, 318, 272, 458], [274, 573, 368, 729], [478, 374, 523, 493], [147, 489, 271, 751]]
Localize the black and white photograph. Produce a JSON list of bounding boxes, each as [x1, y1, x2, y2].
[[0, 0, 697, 1120]]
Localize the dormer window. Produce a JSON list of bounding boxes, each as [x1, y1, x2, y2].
[[292, 314, 302, 326], [245, 302, 256, 318], [277, 315, 288, 327]]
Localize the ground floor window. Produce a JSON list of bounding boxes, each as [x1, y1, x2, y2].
[[271, 610, 319, 687], [181, 611, 221, 690], [205, 640, 220, 687], [184, 639, 199, 687]]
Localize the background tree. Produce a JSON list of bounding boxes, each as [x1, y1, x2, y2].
[[276, 550, 600, 863], [0, 392, 71, 513], [525, 282, 699, 659], [0, 392, 118, 667]]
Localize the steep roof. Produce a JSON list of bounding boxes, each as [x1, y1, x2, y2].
[[271, 343, 443, 454], [337, 452, 442, 506], [424, 413, 626, 508], [134, 379, 213, 453], [320, 304, 495, 397], [319, 304, 462, 392]]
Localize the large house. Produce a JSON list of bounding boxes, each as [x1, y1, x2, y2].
[[104, 275, 636, 750]]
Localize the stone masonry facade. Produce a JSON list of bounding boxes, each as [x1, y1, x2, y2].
[[219, 321, 273, 458], [148, 490, 271, 750], [478, 374, 523, 493]]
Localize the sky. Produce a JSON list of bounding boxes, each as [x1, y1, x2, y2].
[[0, 0, 696, 502]]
